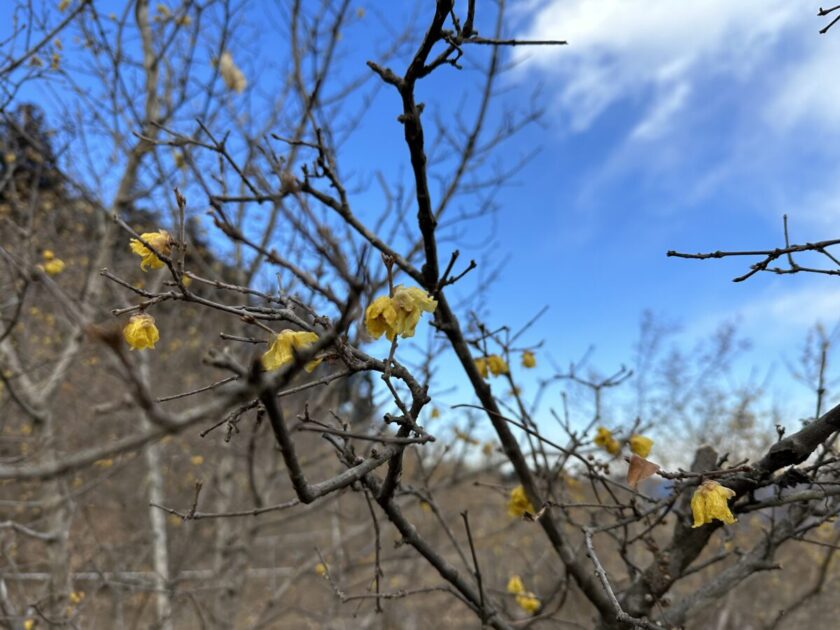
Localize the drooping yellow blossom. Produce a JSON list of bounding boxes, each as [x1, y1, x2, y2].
[[521, 350, 536, 368], [507, 575, 540, 615], [430, 406, 441, 419], [40, 250, 65, 275], [365, 295, 399, 340], [507, 485, 535, 518], [482, 442, 494, 456], [391, 285, 437, 337], [24, 619, 35, 630], [475, 354, 508, 379], [218, 51, 247, 93], [129, 229, 172, 271], [629, 434, 653, 458], [68, 591, 85, 605], [487, 354, 509, 376], [594, 426, 621, 456], [123, 313, 160, 350], [261, 330, 321, 373], [315, 562, 328, 577], [691, 480, 737, 528], [363, 285, 437, 341], [190, 455, 204, 466], [58, 0, 69, 10]]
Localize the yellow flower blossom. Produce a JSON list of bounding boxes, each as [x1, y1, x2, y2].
[[43, 249, 55, 260], [190, 455, 204, 466], [482, 441, 494, 456], [594, 426, 620, 456], [691, 480, 737, 528], [24, 619, 35, 630], [43, 259, 65, 275], [365, 295, 399, 340], [475, 354, 508, 378], [261, 330, 321, 372], [430, 406, 441, 419], [507, 575, 540, 614], [315, 562, 328, 577], [58, 0, 69, 10], [488, 354, 508, 375], [629, 434, 653, 458], [507, 485, 535, 518], [129, 229, 172, 271], [68, 591, 85, 605], [521, 350, 536, 368], [364, 286, 437, 340], [123, 313, 160, 350], [218, 51, 247, 93]]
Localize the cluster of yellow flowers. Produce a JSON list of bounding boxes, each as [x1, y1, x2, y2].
[[364, 285, 437, 341], [129, 229, 173, 271], [40, 249, 65, 276], [593, 426, 621, 455], [593, 427, 653, 458], [507, 485, 535, 518], [123, 313, 160, 350], [261, 330, 321, 373], [690, 480, 737, 527], [475, 354, 508, 378], [507, 575, 540, 615]]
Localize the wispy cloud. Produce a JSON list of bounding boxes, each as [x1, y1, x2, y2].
[[512, 0, 802, 134]]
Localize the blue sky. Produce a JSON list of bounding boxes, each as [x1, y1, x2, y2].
[[456, 1, 840, 408], [4, 1, 840, 432]]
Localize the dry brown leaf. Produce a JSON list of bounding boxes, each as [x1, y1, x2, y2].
[[627, 454, 660, 489]]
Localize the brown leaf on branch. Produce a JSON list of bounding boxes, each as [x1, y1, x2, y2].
[[627, 454, 660, 489]]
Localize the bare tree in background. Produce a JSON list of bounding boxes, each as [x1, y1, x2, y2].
[[3, 2, 840, 629]]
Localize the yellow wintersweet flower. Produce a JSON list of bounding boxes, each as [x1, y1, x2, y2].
[[218, 51, 247, 93], [475, 354, 508, 378], [43, 259, 65, 275], [364, 286, 437, 340], [594, 426, 620, 456], [129, 229, 172, 271], [261, 330, 321, 373], [691, 480, 737, 528], [629, 434, 653, 458], [123, 313, 160, 350], [507, 575, 540, 614], [24, 619, 35, 630], [391, 285, 437, 337], [315, 562, 328, 577], [190, 455, 204, 466], [482, 442, 494, 456], [43, 249, 55, 260], [487, 354, 508, 376], [521, 350, 536, 368], [68, 591, 85, 605], [365, 295, 399, 340], [507, 485, 535, 518]]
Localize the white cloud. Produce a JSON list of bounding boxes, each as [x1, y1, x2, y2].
[[765, 35, 840, 130], [513, 0, 802, 133]]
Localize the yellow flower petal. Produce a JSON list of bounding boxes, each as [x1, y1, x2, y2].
[[507, 485, 535, 518], [129, 229, 172, 271], [364, 295, 399, 340], [122, 313, 160, 350], [507, 575, 525, 594], [691, 480, 737, 528], [594, 426, 621, 456], [43, 258, 65, 275], [521, 350, 536, 368], [261, 330, 320, 372], [629, 434, 653, 458], [487, 354, 508, 376], [474, 357, 489, 378]]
